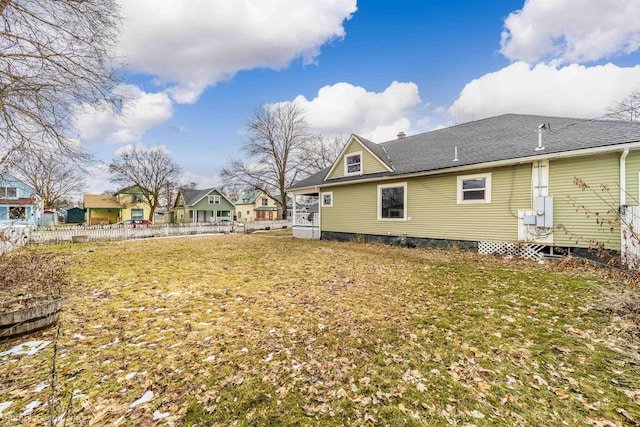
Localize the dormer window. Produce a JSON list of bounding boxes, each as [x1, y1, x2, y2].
[[345, 152, 362, 176]]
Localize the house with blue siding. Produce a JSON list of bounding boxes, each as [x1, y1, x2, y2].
[[0, 174, 42, 225]]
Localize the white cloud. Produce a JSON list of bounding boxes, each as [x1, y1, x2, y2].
[[73, 85, 173, 144], [449, 62, 640, 123], [501, 0, 640, 63], [84, 164, 113, 195], [181, 171, 219, 190], [291, 81, 420, 141], [116, 0, 357, 103]]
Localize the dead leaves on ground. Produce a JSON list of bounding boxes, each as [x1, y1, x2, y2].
[[0, 235, 639, 425]]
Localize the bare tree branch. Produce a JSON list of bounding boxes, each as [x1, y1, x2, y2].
[[220, 102, 315, 219], [108, 146, 182, 221], [300, 135, 345, 173], [13, 150, 90, 208], [606, 90, 640, 122], [0, 0, 121, 169]]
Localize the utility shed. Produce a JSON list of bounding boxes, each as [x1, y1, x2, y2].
[[65, 207, 86, 224]]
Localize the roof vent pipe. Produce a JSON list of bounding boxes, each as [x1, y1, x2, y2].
[[535, 124, 545, 151], [453, 146, 459, 162]]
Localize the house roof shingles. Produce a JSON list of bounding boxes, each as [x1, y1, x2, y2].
[[290, 114, 640, 190], [83, 194, 121, 209], [233, 190, 262, 205], [181, 189, 217, 206]]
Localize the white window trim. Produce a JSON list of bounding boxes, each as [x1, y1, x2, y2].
[[377, 182, 408, 221], [321, 192, 333, 207], [0, 187, 17, 199], [344, 151, 363, 176], [457, 173, 492, 204], [209, 195, 221, 204]]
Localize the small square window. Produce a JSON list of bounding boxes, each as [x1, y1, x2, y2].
[[209, 195, 221, 204], [345, 152, 362, 175], [457, 173, 492, 204], [322, 192, 333, 207]]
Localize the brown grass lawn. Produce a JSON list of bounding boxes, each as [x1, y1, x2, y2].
[[1, 232, 639, 426]]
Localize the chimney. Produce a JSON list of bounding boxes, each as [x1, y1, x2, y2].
[[397, 131, 406, 139]]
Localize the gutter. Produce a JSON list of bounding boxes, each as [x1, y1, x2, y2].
[[620, 148, 629, 206], [621, 148, 630, 255]]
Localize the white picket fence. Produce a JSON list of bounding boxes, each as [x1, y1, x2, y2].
[[0, 220, 292, 249], [29, 223, 236, 245]]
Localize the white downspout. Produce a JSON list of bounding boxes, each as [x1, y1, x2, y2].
[[620, 148, 630, 256]]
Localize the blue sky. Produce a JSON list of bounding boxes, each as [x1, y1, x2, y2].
[[75, 0, 640, 193]]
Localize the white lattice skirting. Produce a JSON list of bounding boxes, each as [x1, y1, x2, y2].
[[478, 241, 545, 262]]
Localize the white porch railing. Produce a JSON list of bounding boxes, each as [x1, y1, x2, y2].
[[293, 212, 318, 227]]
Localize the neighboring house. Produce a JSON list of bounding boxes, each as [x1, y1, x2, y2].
[[84, 186, 153, 225], [288, 113, 640, 257], [233, 190, 280, 221], [173, 188, 234, 223], [0, 173, 42, 225]]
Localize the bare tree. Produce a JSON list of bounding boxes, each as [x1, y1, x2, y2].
[[606, 90, 640, 122], [108, 146, 182, 221], [161, 180, 197, 209], [13, 153, 88, 209], [0, 0, 120, 169], [220, 102, 314, 219], [219, 183, 246, 203], [301, 135, 346, 173]]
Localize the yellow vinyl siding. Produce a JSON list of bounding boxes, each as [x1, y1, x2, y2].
[[326, 139, 389, 180], [322, 164, 531, 242], [550, 153, 620, 250]]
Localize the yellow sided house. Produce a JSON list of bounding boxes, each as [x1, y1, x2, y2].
[[288, 114, 640, 261], [84, 186, 154, 225], [233, 190, 280, 222]]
